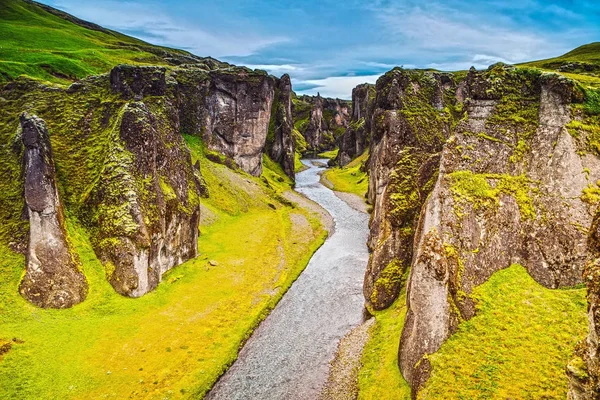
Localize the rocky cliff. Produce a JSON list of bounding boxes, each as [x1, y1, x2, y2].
[[293, 94, 350, 154], [336, 83, 375, 166], [0, 61, 294, 304], [364, 68, 456, 311], [266, 74, 295, 179], [17, 113, 88, 308], [364, 64, 599, 395]]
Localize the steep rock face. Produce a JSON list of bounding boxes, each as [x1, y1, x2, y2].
[[18, 113, 88, 308], [303, 94, 325, 151], [174, 66, 279, 177], [203, 70, 275, 176], [293, 94, 350, 154], [2, 62, 288, 302], [391, 66, 595, 393], [85, 66, 203, 297], [364, 69, 456, 311], [336, 83, 375, 166], [266, 74, 295, 179], [567, 93, 600, 400]]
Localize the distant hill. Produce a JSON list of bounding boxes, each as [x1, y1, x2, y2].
[[0, 0, 225, 84], [521, 42, 600, 87]]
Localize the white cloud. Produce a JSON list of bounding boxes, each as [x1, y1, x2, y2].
[[245, 64, 304, 77], [52, 0, 288, 57], [375, 4, 548, 63], [295, 75, 382, 99]]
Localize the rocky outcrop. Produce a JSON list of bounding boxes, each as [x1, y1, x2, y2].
[[18, 113, 88, 308], [336, 83, 375, 166], [203, 70, 275, 176], [266, 74, 295, 179], [364, 69, 456, 311], [293, 94, 350, 154], [173, 65, 277, 176], [364, 64, 599, 395], [2, 62, 293, 302], [567, 94, 600, 400]]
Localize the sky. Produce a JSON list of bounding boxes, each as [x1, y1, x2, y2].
[[40, 0, 600, 99]]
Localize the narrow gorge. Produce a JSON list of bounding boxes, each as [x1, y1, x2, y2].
[[2, 1, 600, 399]]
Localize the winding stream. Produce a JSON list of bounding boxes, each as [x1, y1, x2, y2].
[[207, 160, 370, 399]]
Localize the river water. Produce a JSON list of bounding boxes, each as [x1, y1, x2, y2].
[[207, 159, 370, 400]]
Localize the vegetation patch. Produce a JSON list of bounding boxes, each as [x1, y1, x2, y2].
[[421, 264, 587, 399], [358, 285, 412, 400], [448, 170, 538, 220], [318, 148, 339, 160], [0, 135, 327, 399], [322, 150, 369, 198]]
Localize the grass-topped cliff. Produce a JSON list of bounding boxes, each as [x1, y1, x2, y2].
[[0, 0, 223, 84], [521, 42, 600, 88]]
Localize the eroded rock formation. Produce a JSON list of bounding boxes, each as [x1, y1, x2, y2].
[[2, 61, 290, 302], [364, 69, 456, 311], [18, 113, 88, 308], [336, 83, 375, 166], [293, 94, 350, 154], [266, 74, 295, 179], [363, 64, 599, 395], [203, 70, 275, 176]]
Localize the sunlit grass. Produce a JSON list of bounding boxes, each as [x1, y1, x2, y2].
[[0, 137, 327, 399]]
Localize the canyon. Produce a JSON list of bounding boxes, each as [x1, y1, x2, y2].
[[1, 1, 600, 399]]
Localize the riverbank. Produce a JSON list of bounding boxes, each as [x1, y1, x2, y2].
[[207, 160, 370, 400], [0, 144, 329, 399]]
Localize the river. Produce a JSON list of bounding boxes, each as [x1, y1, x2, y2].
[[207, 159, 370, 400]]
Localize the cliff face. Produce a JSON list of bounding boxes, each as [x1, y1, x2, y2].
[[17, 113, 88, 308], [266, 74, 295, 179], [175, 66, 277, 177], [364, 64, 598, 394], [293, 94, 350, 154], [364, 69, 456, 311], [203, 71, 275, 176], [1, 61, 291, 303], [336, 83, 375, 166]]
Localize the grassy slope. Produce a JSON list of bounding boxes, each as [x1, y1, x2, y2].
[[0, 0, 196, 84], [0, 135, 327, 399], [318, 148, 339, 160], [322, 150, 369, 198], [357, 265, 587, 399], [521, 42, 600, 87], [358, 286, 412, 400], [422, 265, 587, 399]]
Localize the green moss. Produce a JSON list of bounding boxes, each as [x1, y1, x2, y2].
[[476, 132, 504, 143], [421, 264, 587, 399], [443, 244, 467, 303], [159, 176, 177, 201], [370, 259, 406, 306], [582, 181, 600, 205], [358, 283, 412, 399], [448, 170, 537, 220]]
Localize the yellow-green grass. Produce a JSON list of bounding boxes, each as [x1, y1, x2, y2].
[[520, 42, 600, 88], [317, 148, 339, 160], [358, 287, 412, 400], [0, 0, 195, 84], [421, 265, 587, 399], [322, 150, 369, 198], [0, 137, 327, 399]]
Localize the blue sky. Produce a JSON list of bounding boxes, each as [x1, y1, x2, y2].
[[40, 0, 600, 99]]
